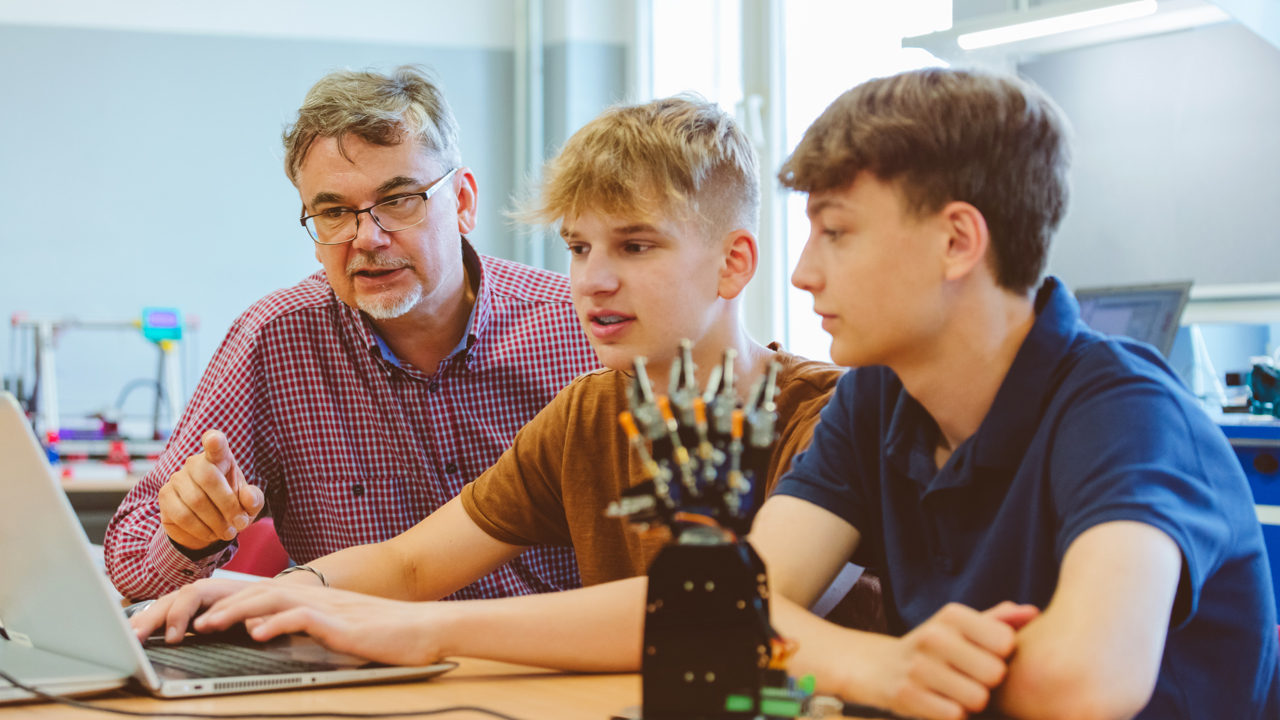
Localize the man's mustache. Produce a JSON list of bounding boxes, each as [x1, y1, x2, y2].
[[346, 253, 413, 275]]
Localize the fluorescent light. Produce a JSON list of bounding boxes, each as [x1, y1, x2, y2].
[[958, 0, 1158, 50]]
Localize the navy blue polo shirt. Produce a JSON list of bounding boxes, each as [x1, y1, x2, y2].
[[774, 277, 1280, 719]]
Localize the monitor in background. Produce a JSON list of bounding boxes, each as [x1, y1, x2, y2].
[[1073, 281, 1193, 358]]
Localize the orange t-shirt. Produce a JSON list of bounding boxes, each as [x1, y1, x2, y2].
[[459, 350, 843, 587]]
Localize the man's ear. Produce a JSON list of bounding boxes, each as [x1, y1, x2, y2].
[[718, 229, 758, 300], [454, 167, 479, 235], [938, 200, 990, 282]]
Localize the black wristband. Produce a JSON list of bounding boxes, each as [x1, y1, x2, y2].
[[168, 535, 234, 562]]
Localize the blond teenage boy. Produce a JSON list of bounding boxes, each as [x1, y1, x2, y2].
[[132, 97, 845, 666]]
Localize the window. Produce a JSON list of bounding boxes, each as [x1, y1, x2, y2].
[[651, 0, 743, 110], [783, 1, 950, 361], [647, 1, 950, 361]]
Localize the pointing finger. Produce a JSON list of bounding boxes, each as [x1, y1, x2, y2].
[[201, 430, 235, 478]]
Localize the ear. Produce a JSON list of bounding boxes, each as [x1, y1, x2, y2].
[[453, 167, 479, 235], [938, 201, 990, 282], [718, 229, 758, 300]]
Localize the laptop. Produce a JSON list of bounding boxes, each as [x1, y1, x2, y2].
[[1073, 281, 1192, 358], [0, 392, 455, 701]]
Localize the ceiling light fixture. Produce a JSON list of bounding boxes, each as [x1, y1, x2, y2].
[[957, 0, 1158, 49]]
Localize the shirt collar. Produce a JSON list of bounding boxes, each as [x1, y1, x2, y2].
[[348, 237, 488, 370], [969, 275, 1081, 470], [884, 276, 1083, 488], [462, 237, 492, 359]]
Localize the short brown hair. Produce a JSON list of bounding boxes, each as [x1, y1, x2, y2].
[[283, 65, 461, 186], [779, 68, 1072, 292], [521, 95, 760, 239]]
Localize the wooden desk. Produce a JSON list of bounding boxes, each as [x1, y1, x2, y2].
[[0, 658, 641, 720]]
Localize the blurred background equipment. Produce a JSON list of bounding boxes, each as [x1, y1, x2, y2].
[[4, 309, 199, 543], [1074, 280, 1192, 358], [1244, 357, 1280, 418]]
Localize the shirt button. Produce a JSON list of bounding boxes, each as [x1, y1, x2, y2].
[[428, 380, 440, 393], [351, 483, 365, 497], [934, 556, 954, 574], [181, 569, 194, 576], [445, 462, 458, 474]]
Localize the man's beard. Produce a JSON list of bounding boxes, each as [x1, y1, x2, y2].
[[347, 253, 424, 320]]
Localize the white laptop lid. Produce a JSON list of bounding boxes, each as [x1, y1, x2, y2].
[[0, 392, 163, 690]]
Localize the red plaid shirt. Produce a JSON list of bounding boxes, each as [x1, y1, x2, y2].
[[105, 241, 599, 600]]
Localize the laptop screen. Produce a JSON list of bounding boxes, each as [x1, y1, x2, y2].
[[1073, 281, 1192, 358]]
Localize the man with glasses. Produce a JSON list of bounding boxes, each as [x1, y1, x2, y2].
[[104, 66, 598, 602]]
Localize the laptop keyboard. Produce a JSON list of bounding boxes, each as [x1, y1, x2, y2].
[[145, 642, 335, 678]]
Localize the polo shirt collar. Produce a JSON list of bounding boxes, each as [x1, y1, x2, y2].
[[346, 237, 488, 370], [970, 276, 1080, 470], [884, 389, 941, 486], [884, 276, 1082, 490]]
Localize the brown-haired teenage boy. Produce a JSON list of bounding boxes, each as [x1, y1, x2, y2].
[[131, 97, 847, 667], [751, 68, 1278, 720]]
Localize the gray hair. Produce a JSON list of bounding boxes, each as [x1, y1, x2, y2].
[[283, 65, 462, 185]]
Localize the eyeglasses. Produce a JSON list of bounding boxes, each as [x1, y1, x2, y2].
[[300, 167, 459, 245]]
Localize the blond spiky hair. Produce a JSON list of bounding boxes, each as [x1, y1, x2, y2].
[[520, 95, 760, 239]]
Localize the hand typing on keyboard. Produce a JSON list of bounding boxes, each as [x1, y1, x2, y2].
[[132, 562, 328, 644], [189, 583, 450, 667], [130, 579, 258, 644]]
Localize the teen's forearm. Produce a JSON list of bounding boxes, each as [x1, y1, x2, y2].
[[996, 612, 1129, 720], [303, 541, 421, 600], [436, 577, 648, 672], [996, 522, 1179, 720], [306, 497, 525, 602]]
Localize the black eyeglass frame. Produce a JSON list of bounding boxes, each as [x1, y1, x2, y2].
[[299, 167, 460, 245]]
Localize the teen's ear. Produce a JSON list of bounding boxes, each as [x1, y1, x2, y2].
[[718, 229, 758, 300], [454, 167, 479, 235], [939, 200, 990, 282]]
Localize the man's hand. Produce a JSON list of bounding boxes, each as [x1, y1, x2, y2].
[[158, 430, 264, 551], [842, 601, 1040, 720], [192, 584, 451, 667]]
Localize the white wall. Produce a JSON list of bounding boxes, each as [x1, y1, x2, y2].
[[0, 11, 518, 426], [0, 1, 637, 431], [1022, 21, 1280, 289], [0, 0, 517, 48]]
